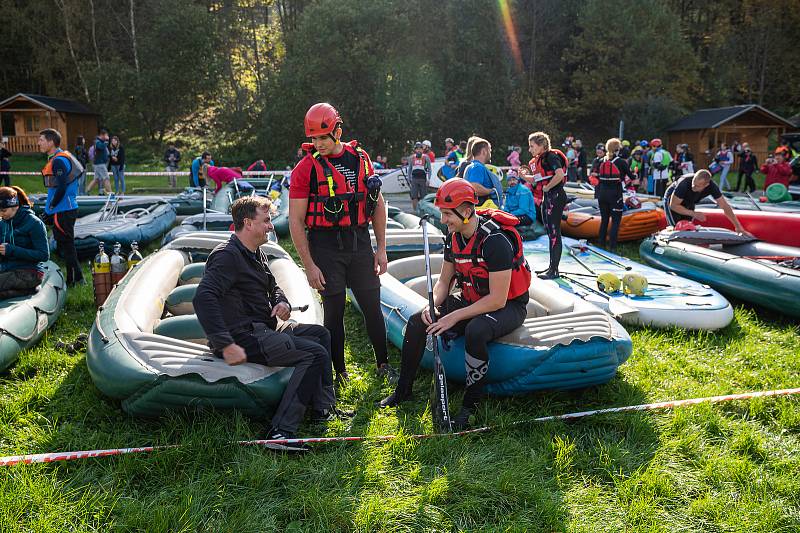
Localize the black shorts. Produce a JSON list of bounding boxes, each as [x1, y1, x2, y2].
[[308, 227, 380, 296]]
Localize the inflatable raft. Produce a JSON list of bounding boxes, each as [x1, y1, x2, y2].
[[365, 255, 632, 394], [640, 227, 800, 317], [523, 236, 733, 330], [60, 200, 176, 260], [562, 199, 665, 241], [694, 208, 800, 247], [563, 183, 661, 203], [32, 189, 208, 218], [0, 262, 67, 372], [86, 233, 321, 417], [211, 178, 289, 236], [416, 193, 546, 240]]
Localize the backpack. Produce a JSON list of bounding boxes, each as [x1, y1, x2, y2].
[[88, 144, 96, 162]]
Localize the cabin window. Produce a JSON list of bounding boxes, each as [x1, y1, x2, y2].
[[25, 115, 41, 133], [0, 113, 14, 136]]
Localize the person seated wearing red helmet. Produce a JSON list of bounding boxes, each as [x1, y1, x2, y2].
[[377, 179, 532, 429], [664, 169, 751, 236], [289, 103, 394, 385]]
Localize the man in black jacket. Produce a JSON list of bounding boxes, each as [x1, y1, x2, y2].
[[193, 196, 345, 452]]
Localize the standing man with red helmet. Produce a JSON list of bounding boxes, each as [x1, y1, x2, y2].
[[290, 103, 393, 384], [377, 178, 531, 429]]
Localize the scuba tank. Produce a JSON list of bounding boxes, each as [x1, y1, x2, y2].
[[127, 241, 143, 269], [110, 242, 128, 285], [92, 243, 111, 307]]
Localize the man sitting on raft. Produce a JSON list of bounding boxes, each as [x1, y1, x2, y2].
[[377, 179, 532, 429], [664, 169, 751, 235], [193, 196, 350, 452]]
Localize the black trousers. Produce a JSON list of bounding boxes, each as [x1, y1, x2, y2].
[[397, 294, 527, 408], [735, 170, 756, 193], [542, 187, 567, 273], [49, 209, 83, 285], [0, 269, 41, 299], [236, 323, 335, 433], [596, 183, 623, 251]]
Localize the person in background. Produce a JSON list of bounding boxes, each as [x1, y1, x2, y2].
[[456, 137, 478, 178], [422, 140, 435, 162], [665, 170, 752, 236], [506, 146, 521, 173], [0, 186, 49, 299], [734, 143, 758, 193], [86, 128, 110, 195], [628, 147, 645, 191], [675, 144, 694, 176], [761, 151, 794, 189], [574, 139, 587, 183], [565, 140, 578, 182], [407, 142, 431, 211], [372, 156, 384, 170], [449, 140, 467, 175], [204, 165, 243, 193], [593, 138, 634, 252], [589, 143, 606, 179], [714, 143, 734, 191], [649, 138, 671, 197], [190, 151, 214, 188], [464, 137, 503, 208], [38, 128, 83, 286], [74, 135, 89, 195], [0, 140, 11, 187], [443, 138, 455, 159], [108, 136, 125, 195], [619, 140, 631, 159], [503, 172, 536, 226], [164, 143, 181, 188]]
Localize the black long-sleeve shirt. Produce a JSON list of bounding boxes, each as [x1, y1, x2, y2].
[[193, 234, 289, 350]]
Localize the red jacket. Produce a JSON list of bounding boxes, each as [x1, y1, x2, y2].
[[761, 162, 793, 189]]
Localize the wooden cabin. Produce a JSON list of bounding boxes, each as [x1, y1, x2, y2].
[[0, 93, 99, 154], [666, 105, 795, 167]]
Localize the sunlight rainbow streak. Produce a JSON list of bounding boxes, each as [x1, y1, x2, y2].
[[498, 0, 524, 72]]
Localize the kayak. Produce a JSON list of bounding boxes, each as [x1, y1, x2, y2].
[[32, 189, 210, 218], [694, 208, 800, 247], [562, 199, 666, 241], [698, 193, 800, 213], [523, 235, 733, 330], [417, 193, 547, 240], [639, 227, 800, 317], [0, 262, 67, 372], [86, 233, 321, 417], [360, 254, 633, 395], [57, 200, 176, 260], [210, 177, 289, 236]]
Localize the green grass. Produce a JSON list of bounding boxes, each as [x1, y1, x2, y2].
[[0, 211, 799, 530]]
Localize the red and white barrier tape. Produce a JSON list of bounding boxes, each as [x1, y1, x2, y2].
[[0, 168, 399, 177], [2, 386, 798, 467]]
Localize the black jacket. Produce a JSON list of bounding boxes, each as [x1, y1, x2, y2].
[[193, 234, 289, 350]]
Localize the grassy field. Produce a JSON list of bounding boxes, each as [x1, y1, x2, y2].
[[0, 163, 798, 531]]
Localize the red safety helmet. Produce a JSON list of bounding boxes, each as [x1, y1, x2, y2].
[[304, 103, 341, 137], [435, 178, 478, 209], [650, 138, 662, 148], [674, 220, 697, 232]]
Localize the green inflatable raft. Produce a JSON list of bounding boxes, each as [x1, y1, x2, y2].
[[0, 262, 67, 372], [211, 178, 289, 236], [86, 233, 322, 418]]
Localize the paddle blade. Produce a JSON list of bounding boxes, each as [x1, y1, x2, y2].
[[431, 350, 452, 433]]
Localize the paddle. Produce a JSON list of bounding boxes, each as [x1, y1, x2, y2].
[[559, 273, 639, 318], [745, 192, 763, 211], [202, 187, 207, 231], [571, 240, 632, 271], [566, 245, 596, 275], [421, 216, 452, 433]]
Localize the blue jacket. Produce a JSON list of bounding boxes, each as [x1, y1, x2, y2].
[[93, 137, 109, 165], [0, 205, 49, 273], [464, 160, 503, 207], [44, 154, 79, 215], [191, 157, 215, 187], [504, 183, 536, 221]]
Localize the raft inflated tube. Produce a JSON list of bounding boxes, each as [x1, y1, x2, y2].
[[179, 263, 205, 285], [165, 284, 198, 315], [153, 314, 207, 344]]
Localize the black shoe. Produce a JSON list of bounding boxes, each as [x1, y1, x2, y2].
[[537, 270, 559, 280], [335, 372, 350, 387], [535, 268, 550, 275], [376, 389, 412, 408], [309, 406, 355, 424], [262, 429, 310, 453], [376, 363, 399, 384], [451, 407, 474, 431]]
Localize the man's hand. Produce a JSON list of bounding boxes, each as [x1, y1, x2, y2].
[[421, 305, 436, 326], [222, 343, 247, 366], [736, 226, 754, 238], [374, 248, 388, 276], [271, 302, 291, 321], [305, 262, 326, 291], [427, 311, 459, 336], [692, 211, 706, 222]]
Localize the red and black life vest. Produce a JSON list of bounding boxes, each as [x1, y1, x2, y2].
[[303, 140, 373, 229], [528, 149, 568, 206], [449, 209, 532, 304], [598, 156, 622, 182]]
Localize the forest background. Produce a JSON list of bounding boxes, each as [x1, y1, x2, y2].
[[2, 0, 798, 166]]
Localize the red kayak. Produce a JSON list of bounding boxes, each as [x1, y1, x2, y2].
[[696, 208, 800, 247]]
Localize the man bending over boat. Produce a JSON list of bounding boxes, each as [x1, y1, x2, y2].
[[193, 196, 350, 452], [664, 169, 751, 235], [377, 179, 532, 429]]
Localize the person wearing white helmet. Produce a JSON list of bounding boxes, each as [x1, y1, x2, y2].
[[422, 140, 436, 162]]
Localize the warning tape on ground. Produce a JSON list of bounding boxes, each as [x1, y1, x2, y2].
[[1, 387, 798, 467]]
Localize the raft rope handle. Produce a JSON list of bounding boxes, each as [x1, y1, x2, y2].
[[379, 300, 408, 323], [2, 386, 798, 467]]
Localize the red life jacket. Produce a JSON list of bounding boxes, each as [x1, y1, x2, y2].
[[449, 209, 532, 304], [302, 140, 373, 229], [598, 156, 622, 182], [528, 149, 568, 206]]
